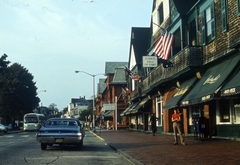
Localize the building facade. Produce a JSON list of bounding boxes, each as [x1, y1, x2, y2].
[[121, 0, 240, 140]]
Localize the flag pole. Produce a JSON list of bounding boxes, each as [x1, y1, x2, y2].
[[152, 22, 188, 45]]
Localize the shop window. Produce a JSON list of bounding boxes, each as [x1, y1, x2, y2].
[[138, 114, 143, 125], [117, 110, 124, 124], [156, 96, 163, 126], [234, 104, 240, 123], [234, 99, 240, 123], [219, 99, 230, 123]]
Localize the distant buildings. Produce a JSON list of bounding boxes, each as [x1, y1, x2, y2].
[[67, 96, 92, 118]]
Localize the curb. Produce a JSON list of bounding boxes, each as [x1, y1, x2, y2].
[[89, 130, 144, 165]]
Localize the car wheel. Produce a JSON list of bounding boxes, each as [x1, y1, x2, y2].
[[4, 130, 8, 133], [41, 143, 47, 150], [76, 140, 83, 149]]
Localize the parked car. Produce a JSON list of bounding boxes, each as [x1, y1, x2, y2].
[[1, 124, 12, 133], [36, 118, 85, 150], [0, 124, 7, 133]]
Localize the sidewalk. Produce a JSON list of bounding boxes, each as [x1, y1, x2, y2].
[[92, 128, 240, 165]]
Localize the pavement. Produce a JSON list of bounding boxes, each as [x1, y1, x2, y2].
[[91, 128, 240, 165], [3, 128, 240, 165]]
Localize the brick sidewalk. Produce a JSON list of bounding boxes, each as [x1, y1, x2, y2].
[[95, 129, 240, 165]]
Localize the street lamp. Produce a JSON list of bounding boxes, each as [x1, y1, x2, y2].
[[37, 90, 46, 107], [37, 90, 46, 94], [75, 70, 104, 132]]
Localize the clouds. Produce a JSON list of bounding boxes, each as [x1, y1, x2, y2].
[[0, 0, 152, 109]]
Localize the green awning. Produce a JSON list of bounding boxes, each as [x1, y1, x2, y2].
[[181, 55, 240, 106], [104, 110, 113, 117], [131, 97, 150, 114], [121, 102, 140, 116], [120, 103, 134, 116], [163, 77, 197, 109], [221, 68, 240, 96], [126, 102, 140, 115]]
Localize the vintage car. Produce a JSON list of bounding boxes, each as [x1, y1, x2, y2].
[[36, 118, 85, 150], [0, 124, 7, 133]]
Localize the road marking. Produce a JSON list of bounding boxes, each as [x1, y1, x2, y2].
[[26, 156, 119, 160], [63, 156, 119, 159], [0, 135, 30, 138], [3, 135, 15, 138]]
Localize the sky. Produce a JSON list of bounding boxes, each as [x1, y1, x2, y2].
[[0, 0, 152, 111]]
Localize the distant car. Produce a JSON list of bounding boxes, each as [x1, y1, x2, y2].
[[36, 118, 85, 150], [0, 124, 7, 133], [2, 124, 12, 133]]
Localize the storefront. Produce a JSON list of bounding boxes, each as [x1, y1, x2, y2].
[[180, 55, 240, 138]]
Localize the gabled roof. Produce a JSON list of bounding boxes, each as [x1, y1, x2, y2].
[[129, 27, 150, 69], [111, 67, 127, 84], [105, 62, 128, 74], [97, 78, 106, 95]]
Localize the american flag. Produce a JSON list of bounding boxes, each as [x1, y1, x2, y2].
[[153, 28, 174, 61], [125, 67, 141, 82], [122, 87, 131, 98]]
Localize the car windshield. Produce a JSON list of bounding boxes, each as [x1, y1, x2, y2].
[[44, 120, 78, 127], [24, 117, 38, 123]]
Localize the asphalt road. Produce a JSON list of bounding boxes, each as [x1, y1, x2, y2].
[[0, 130, 134, 165]]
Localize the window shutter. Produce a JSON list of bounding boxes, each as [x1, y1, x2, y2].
[[211, 2, 216, 39], [221, 0, 227, 32], [238, 0, 240, 16], [201, 12, 206, 45]]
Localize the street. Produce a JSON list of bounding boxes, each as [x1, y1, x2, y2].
[[0, 130, 133, 165]]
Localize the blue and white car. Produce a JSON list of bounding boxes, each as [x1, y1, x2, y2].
[[36, 118, 85, 150], [0, 124, 7, 133]]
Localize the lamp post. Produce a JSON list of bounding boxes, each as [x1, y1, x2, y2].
[[37, 90, 46, 94], [37, 90, 46, 107], [75, 70, 104, 132]]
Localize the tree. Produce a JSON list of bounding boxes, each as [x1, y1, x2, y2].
[[48, 103, 59, 118], [0, 54, 40, 124], [79, 101, 93, 121], [79, 109, 92, 121]]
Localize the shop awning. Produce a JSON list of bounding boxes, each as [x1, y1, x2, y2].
[[120, 103, 134, 116], [181, 55, 240, 106], [221, 68, 240, 96], [104, 110, 113, 117], [163, 77, 197, 109], [131, 97, 150, 114], [120, 102, 140, 116], [126, 102, 140, 115]]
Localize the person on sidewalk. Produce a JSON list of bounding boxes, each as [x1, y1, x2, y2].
[[149, 113, 159, 136], [172, 109, 185, 145], [199, 111, 206, 140]]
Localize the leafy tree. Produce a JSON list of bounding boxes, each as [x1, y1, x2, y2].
[[0, 54, 40, 124], [79, 101, 93, 121], [79, 109, 92, 121], [48, 103, 59, 118]]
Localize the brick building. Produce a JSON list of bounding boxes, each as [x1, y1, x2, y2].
[[121, 0, 240, 140]]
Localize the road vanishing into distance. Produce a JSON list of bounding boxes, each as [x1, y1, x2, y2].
[[0, 130, 133, 165]]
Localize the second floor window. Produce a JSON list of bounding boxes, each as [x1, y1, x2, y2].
[[158, 3, 164, 25], [238, 0, 240, 16], [202, 2, 216, 45], [221, 0, 228, 32]]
